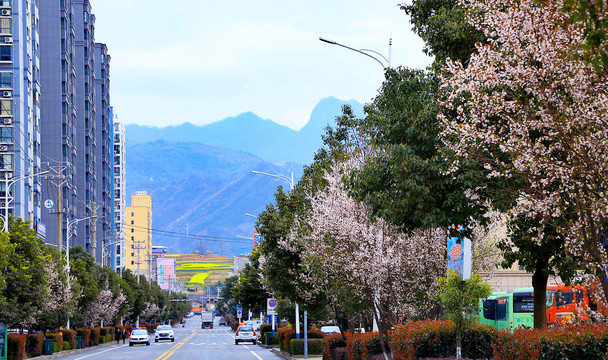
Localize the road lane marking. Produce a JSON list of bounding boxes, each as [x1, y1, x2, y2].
[[155, 330, 197, 360], [242, 345, 264, 360], [75, 345, 123, 360]]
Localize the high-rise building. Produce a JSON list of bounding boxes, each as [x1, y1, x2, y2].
[[39, 0, 113, 264], [39, 0, 78, 251], [94, 42, 112, 262], [112, 114, 125, 272], [125, 191, 152, 280], [73, 0, 98, 256], [0, 0, 44, 234]]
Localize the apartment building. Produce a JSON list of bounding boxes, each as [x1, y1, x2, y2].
[[38, 0, 114, 263], [0, 0, 44, 234], [125, 191, 152, 281], [112, 115, 125, 272]]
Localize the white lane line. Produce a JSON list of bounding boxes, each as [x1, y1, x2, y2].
[[75, 345, 124, 360], [242, 345, 264, 360]]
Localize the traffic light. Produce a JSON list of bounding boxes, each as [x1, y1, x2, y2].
[[214, 299, 217, 303], [206, 298, 210, 304]]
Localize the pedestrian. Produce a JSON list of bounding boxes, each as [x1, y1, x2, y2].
[[116, 328, 121, 344], [122, 328, 127, 344]]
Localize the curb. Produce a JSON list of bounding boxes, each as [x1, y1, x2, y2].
[[32, 340, 123, 359], [270, 349, 322, 360]]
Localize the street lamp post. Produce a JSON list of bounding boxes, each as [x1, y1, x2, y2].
[[65, 215, 95, 329], [319, 37, 391, 69], [0, 171, 50, 232], [251, 169, 302, 339]]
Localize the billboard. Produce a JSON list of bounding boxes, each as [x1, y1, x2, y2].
[[156, 257, 176, 291], [447, 236, 472, 280]]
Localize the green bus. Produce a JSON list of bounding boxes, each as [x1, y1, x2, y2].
[[478, 287, 535, 330]]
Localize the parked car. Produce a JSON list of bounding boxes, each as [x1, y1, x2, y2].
[[154, 325, 175, 342], [129, 329, 150, 346], [218, 317, 227, 326], [320, 326, 341, 335], [235, 325, 257, 345]]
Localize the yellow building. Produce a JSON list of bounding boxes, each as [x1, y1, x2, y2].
[[125, 191, 153, 280]]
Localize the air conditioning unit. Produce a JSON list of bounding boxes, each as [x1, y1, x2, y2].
[[0, 145, 7, 151], [1, 9, 10, 16], [3, 118, 11, 125], [2, 90, 11, 98], [3, 36, 12, 44]]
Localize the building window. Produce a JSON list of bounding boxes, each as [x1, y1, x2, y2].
[[0, 99, 11, 116], [131, 252, 134, 257], [130, 228, 134, 233], [0, 19, 10, 34], [131, 237, 134, 241], [0, 45, 10, 61], [0, 72, 11, 88], [131, 220, 134, 225], [131, 261, 134, 265], [131, 212, 134, 216]]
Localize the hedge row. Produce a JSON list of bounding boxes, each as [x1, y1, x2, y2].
[[7, 325, 140, 360], [321, 321, 608, 360], [278, 327, 324, 353], [289, 339, 324, 356]]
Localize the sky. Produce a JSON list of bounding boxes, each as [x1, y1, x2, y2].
[[92, 0, 433, 130]]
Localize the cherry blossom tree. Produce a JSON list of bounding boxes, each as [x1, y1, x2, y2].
[[441, 0, 608, 304], [286, 158, 446, 359], [84, 282, 127, 327]]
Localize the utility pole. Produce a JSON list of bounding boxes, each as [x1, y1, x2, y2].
[[47, 163, 68, 252], [87, 203, 100, 258]]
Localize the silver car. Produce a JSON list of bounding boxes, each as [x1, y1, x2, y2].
[[154, 325, 175, 342], [235, 325, 257, 345], [129, 329, 150, 346]]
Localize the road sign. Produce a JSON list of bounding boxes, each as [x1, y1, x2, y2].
[[267, 298, 277, 315], [44, 199, 54, 209], [236, 310, 242, 318]]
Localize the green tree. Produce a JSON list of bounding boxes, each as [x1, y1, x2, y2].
[[436, 272, 492, 359], [0, 217, 50, 329], [231, 251, 270, 314]]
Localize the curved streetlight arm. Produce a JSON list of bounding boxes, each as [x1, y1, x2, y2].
[[319, 37, 386, 69], [1, 170, 50, 232], [359, 49, 389, 64], [251, 170, 293, 190]]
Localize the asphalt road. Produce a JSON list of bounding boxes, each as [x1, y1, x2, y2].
[[54, 317, 282, 360]]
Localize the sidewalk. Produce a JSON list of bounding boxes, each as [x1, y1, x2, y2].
[[32, 340, 122, 359], [270, 348, 322, 360]]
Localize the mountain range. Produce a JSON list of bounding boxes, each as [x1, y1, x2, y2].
[[125, 97, 364, 255]]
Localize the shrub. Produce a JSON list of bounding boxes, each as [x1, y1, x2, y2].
[[260, 323, 272, 340], [63, 341, 71, 350], [75, 328, 91, 348], [347, 332, 389, 360], [323, 333, 348, 360], [24, 334, 44, 357], [289, 339, 324, 355], [99, 335, 106, 344], [90, 327, 101, 346], [230, 321, 239, 332], [46, 333, 63, 352], [63, 329, 77, 349], [8, 334, 26, 360], [278, 327, 293, 352]]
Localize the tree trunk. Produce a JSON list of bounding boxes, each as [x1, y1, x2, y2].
[[372, 302, 391, 360], [456, 322, 462, 359], [532, 267, 548, 329]]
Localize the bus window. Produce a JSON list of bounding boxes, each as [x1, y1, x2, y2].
[[546, 290, 555, 306], [513, 294, 534, 313], [575, 289, 585, 303], [483, 299, 497, 320], [556, 291, 574, 306], [496, 298, 508, 320]]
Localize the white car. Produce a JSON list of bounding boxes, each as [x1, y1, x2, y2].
[[129, 329, 150, 346], [154, 325, 175, 342], [320, 326, 341, 335], [235, 325, 257, 345]]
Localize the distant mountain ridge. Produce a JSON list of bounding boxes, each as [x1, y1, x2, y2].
[[126, 97, 363, 165], [125, 97, 364, 255]]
